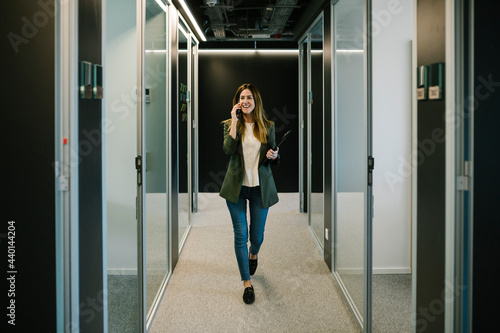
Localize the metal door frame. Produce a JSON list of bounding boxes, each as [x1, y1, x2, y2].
[[177, 16, 193, 251], [55, 0, 80, 331], [299, 13, 325, 251], [330, 0, 373, 331], [444, 0, 474, 331]]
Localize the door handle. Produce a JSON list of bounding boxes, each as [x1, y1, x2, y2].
[[135, 155, 142, 186], [368, 156, 375, 186]]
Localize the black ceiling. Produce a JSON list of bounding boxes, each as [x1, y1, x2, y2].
[[180, 0, 327, 48]]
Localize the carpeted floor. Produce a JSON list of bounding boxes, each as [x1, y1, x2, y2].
[[108, 193, 412, 332], [148, 193, 360, 333]]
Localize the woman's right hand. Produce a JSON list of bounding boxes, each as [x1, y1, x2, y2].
[[231, 103, 241, 122]]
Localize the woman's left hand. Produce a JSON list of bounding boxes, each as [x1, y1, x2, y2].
[[266, 147, 279, 160]]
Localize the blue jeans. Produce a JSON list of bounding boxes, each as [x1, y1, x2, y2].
[[226, 186, 269, 281]]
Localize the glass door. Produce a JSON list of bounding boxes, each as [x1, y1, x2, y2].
[[143, 0, 170, 325], [308, 17, 325, 249], [104, 0, 141, 331], [191, 37, 199, 213], [332, 0, 372, 330], [299, 37, 308, 213], [178, 19, 191, 250], [300, 15, 324, 250]]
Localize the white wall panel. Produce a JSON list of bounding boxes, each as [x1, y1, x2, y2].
[[372, 0, 412, 273]]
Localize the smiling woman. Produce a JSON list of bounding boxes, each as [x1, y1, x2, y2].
[[219, 83, 281, 304], [197, 51, 300, 193]]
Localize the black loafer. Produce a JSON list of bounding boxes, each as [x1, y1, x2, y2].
[[249, 256, 258, 276], [243, 286, 255, 304]]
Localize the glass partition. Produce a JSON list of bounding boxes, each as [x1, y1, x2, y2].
[[105, 0, 139, 331], [299, 37, 308, 213], [308, 18, 324, 249], [333, 0, 367, 327], [191, 37, 199, 213], [178, 24, 191, 249], [144, 0, 169, 321]]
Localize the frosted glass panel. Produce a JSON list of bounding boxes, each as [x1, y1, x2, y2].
[[333, 0, 366, 323], [144, 1, 169, 321], [309, 18, 324, 248]]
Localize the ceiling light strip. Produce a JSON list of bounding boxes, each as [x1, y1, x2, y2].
[[179, 0, 207, 42], [198, 49, 299, 54]]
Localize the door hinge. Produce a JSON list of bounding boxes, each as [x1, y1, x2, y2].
[[458, 161, 472, 191], [457, 176, 469, 191], [59, 175, 69, 191], [368, 156, 375, 186], [135, 155, 142, 186], [464, 160, 472, 177]]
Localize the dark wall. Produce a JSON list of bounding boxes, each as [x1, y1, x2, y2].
[[198, 52, 299, 193], [416, 0, 446, 332], [1, 1, 56, 332], [473, 0, 500, 330], [78, 0, 104, 332]]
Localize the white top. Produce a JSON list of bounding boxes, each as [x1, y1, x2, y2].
[[242, 122, 260, 187]]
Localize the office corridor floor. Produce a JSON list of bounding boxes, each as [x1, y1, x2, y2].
[[148, 193, 360, 332]]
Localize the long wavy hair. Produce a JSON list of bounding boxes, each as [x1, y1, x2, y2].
[[222, 83, 274, 143]]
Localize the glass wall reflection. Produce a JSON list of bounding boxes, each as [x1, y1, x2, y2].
[[144, 0, 169, 319], [178, 24, 191, 250], [178, 25, 190, 248], [333, 0, 366, 323], [309, 18, 324, 248], [105, 0, 139, 331]]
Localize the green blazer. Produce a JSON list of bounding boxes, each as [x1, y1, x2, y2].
[[219, 121, 280, 208]]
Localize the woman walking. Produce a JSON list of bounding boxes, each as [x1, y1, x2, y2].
[[219, 83, 280, 304]]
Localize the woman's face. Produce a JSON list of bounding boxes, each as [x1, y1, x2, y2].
[[239, 89, 255, 115]]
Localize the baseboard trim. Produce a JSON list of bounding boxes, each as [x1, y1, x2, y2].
[[107, 269, 138, 275], [337, 268, 411, 275]]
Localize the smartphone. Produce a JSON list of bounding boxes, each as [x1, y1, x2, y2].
[[236, 108, 242, 119]]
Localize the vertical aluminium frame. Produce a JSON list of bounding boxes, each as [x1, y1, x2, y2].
[[364, 0, 373, 330], [137, 0, 146, 331], [411, 0, 418, 331], [55, 1, 80, 331], [445, 0, 474, 331], [445, 0, 458, 329]]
